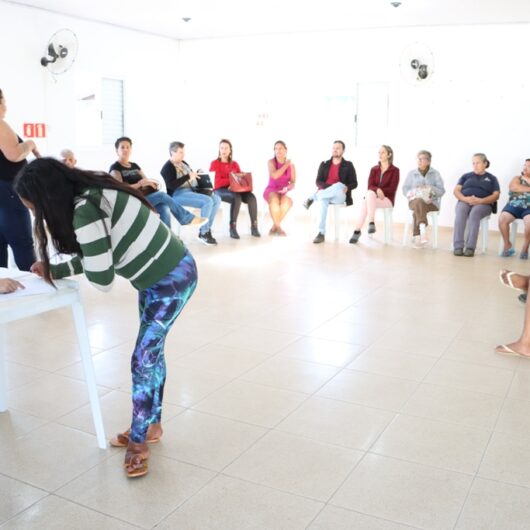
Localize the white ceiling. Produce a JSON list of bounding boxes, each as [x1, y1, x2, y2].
[[8, 0, 530, 39]]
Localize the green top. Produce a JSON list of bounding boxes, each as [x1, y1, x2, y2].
[[51, 187, 186, 291]]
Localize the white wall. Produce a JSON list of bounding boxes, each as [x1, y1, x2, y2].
[[177, 24, 530, 227], [0, 2, 179, 181], [3, 2, 528, 229]]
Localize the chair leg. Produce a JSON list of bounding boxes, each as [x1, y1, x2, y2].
[[431, 214, 438, 249], [384, 209, 392, 244]]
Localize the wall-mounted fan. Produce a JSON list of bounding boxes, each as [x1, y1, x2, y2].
[[40, 29, 78, 75], [400, 42, 435, 86]]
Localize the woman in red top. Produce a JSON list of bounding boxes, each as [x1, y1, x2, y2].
[[350, 145, 400, 243], [209, 139, 260, 239]]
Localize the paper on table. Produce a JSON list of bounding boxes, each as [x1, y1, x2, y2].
[[0, 274, 56, 299]]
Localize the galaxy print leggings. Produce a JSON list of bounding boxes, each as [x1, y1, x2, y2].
[[129, 250, 197, 443]]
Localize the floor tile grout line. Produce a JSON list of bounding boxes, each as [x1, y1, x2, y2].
[[452, 362, 521, 529]]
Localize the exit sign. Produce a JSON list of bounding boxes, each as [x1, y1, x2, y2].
[[23, 123, 47, 138]]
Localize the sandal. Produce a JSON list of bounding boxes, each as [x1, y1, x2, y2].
[[520, 252, 529, 260], [500, 248, 516, 257], [499, 269, 526, 292], [110, 425, 162, 448], [125, 443, 149, 478], [495, 344, 530, 358]]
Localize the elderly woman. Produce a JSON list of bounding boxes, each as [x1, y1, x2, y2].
[[498, 158, 530, 258], [402, 150, 445, 247], [350, 145, 399, 244], [453, 153, 500, 257]]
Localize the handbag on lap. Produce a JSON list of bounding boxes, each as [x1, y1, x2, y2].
[[229, 172, 253, 193]]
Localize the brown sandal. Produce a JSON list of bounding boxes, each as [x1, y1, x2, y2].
[[109, 425, 162, 447], [125, 443, 149, 478]]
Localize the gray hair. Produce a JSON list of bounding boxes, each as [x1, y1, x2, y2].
[[169, 141, 185, 154], [417, 150, 432, 161]]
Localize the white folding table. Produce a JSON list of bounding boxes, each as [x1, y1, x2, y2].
[[0, 272, 106, 449]]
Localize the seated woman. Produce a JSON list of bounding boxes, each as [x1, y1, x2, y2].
[[453, 153, 500, 257], [350, 145, 400, 244], [264, 141, 295, 236], [210, 139, 260, 239], [160, 141, 221, 246], [110, 137, 206, 230], [498, 158, 530, 258], [402, 150, 445, 247]]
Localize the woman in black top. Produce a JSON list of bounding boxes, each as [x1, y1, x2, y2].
[[0, 89, 40, 270]]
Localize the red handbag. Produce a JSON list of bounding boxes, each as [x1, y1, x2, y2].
[[229, 172, 253, 193]]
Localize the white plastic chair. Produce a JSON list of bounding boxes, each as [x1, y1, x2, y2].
[[369, 207, 393, 244], [402, 210, 440, 249]]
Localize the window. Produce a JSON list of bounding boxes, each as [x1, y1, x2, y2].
[[101, 78, 124, 144]]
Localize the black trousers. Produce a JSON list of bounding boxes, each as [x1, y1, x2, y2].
[[214, 187, 257, 224], [0, 179, 35, 271]]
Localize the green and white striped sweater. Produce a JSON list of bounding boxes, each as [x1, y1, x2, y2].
[[50, 187, 186, 291]]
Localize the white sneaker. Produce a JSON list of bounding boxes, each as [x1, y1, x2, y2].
[[412, 236, 423, 248]]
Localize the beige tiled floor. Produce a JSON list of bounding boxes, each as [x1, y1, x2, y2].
[[1, 219, 529, 529]]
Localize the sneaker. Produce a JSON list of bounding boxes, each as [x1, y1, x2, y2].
[[197, 231, 217, 245], [453, 248, 464, 256], [191, 216, 208, 228], [349, 231, 361, 244], [368, 222, 376, 234], [303, 198, 314, 210], [313, 233, 325, 244], [464, 248, 475, 257], [519, 293, 528, 304]]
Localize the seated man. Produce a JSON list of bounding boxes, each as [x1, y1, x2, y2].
[[402, 150, 445, 247], [303, 140, 357, 244], [60, 148, 77, 168], [160, 141, 221, 246], [498, 158, 530, 258], [109, 137, 206, 229]]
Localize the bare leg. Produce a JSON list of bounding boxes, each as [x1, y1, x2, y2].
[[496, 293, 530, 357], [498, 212, 514, 252], [522, 215, 530, 254], [278, 195, 293, 223], [268, 193, 281, 232]]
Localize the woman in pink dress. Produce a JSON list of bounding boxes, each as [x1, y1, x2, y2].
[[264, 141, 296, 236]]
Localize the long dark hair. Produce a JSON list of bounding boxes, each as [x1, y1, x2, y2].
[[14, 157, 154, 284], [217, 139, 233, 163]]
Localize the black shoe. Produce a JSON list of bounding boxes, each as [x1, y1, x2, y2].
[[453, 248, 464, 256], [519, 293, 528, 304], [229, 223, 240, 239], [464, 248, 475, 257], [251, 224, 261, 237], [368, 222, 376, 234], [313, 233, 325, 244], [349, 231, 361, 244], [303, 198, 314, 210], [198, 230, 217, 245]]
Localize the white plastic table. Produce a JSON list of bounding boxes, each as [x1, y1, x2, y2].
[[0, 272, 106, 449]]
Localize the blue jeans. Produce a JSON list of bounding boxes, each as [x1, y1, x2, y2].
[[171, 189, 221, 234], [0, 180, 35, 270], [310, 183, 347, 234], [145, 191, 194, 227]]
